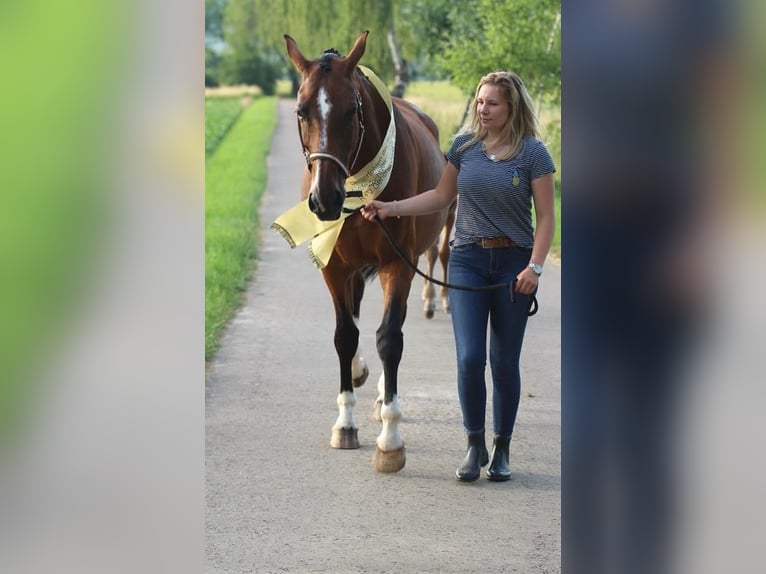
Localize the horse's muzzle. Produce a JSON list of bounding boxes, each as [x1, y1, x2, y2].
[[308, 188, 344, 221]]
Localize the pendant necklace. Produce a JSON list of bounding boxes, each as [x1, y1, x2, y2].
[[484, 141, 505, 162]]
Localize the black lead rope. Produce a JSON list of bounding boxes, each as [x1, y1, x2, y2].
[[373, 214, 538, 316]]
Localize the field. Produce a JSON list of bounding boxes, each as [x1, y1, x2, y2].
[[205, 96, 244, 156], [205, 95, 278, 360]]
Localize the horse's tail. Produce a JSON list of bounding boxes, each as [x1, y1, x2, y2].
[[361, 265, 379, 283]]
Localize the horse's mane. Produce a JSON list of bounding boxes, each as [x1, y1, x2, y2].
[[319, 48, 341, 72]]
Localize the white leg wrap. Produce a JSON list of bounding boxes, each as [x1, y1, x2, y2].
[[333, 390, 358, 430], [377, 395, 403, 451]]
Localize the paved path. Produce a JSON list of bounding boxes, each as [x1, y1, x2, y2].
[[206, 99, 561, 573]]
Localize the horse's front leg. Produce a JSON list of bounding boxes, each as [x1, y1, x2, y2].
[[350, 272, 369, 388], [324, 269, 364, 450], [372, 267, 411, 473]]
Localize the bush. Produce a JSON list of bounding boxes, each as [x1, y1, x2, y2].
[[220, 51, 280, 96]]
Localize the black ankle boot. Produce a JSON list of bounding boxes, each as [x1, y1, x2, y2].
[[456, 431, 489, 482], [486, 436, 511, 481]]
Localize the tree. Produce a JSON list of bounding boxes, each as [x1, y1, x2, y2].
[[206, 45, 223, 86], [219, 0, 281, 93], [442, 0, 560, 102], [206, 0, 228, 85], [206, 0, 227, 46], [218, 0, 399, 90], [398, 0, 560, 103], [212, 0, 560, 106]]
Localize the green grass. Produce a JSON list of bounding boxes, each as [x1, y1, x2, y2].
[[206, 96, 278, 360], [205, 96, 245, 157], [0, 0, 119, 446], [405, 81, 561, 258]]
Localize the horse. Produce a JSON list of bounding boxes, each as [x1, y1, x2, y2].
[[279, 31, 452, 472], [421, 203, 455, 318]]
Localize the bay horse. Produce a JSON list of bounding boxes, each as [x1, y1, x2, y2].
[[421, 207, 455, 317], [280, 31, 451, 472]]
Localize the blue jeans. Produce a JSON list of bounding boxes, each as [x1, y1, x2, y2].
[[448, 243, 533, 437]]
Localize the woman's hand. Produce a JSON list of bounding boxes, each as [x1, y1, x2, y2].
[[360, 200, 397, 222], [514, 267, 539, 295]]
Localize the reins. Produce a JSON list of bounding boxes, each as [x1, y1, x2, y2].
[[372, 214, 538, 316]]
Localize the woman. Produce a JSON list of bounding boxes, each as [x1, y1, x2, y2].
[[360, 71, 556, 482]]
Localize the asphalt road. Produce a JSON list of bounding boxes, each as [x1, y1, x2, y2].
[[206, 98, 561, 573]]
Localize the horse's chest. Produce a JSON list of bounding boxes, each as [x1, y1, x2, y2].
[[333, 220, 381, 266]]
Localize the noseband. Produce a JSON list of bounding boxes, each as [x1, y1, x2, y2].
[[296, 81, 366, 179]]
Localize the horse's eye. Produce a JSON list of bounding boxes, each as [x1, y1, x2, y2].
[[296, 105, 308, 121], [345, 106, 358, 121]]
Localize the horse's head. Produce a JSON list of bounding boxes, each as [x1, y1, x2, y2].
[[285, 31, 369, 221]]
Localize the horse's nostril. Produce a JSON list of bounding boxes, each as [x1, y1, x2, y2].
[[308, 194, 320, 214]]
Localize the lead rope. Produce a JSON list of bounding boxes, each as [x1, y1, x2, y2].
[[373, 214, 538, 316]]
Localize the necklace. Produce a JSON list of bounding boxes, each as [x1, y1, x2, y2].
[[483, 141, 506, 162]]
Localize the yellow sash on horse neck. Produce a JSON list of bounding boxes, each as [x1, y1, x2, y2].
[[271, 65, 396, 269]]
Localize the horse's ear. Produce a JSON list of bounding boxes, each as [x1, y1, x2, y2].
[[343, 30, 369, 73], [284, 34, 310, 74]]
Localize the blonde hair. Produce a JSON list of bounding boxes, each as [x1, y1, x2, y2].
[[456, 71, 539, 161]]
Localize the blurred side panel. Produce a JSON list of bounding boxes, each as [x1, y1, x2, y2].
[[0, 1, 204, 573], [562, 0, 764, 572]]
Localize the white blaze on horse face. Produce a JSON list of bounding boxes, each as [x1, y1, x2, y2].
[[317, 86, 332, 150], [333, 390, 358, 431], [309, 86, 334, 195]]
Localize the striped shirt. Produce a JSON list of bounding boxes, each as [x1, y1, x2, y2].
[[445, 134, 556, 248]]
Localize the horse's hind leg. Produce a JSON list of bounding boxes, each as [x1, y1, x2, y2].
[[323, 267, 364, 449], [438, 230, 451, 313], [439, 202, 456, 313], [421, 242, 437, 319]]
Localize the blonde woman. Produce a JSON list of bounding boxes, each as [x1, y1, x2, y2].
[[361, 71, 556, 482]]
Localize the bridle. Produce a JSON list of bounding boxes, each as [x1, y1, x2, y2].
[[296, 78, 366, 179]]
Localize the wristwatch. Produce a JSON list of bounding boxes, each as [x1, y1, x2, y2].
[[528, 263, 543, 276]]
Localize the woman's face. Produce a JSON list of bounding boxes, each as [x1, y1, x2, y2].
[[476, 84, 510, 134]]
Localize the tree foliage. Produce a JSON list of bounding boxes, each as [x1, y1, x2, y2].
[[400, 0, 560, 101], [207, 0, 560, 103], [205, 0, 227, 45], [218, 0, 281, 93]]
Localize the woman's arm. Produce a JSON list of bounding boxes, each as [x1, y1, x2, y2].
[[360, 162, 459, 221], [515, 172, 556, 294]]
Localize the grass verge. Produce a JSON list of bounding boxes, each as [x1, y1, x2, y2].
[[206, 96, 278, 361], [205, 96, 245, 157]]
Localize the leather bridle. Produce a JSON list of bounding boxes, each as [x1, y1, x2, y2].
[[296, 84, 365, 179]]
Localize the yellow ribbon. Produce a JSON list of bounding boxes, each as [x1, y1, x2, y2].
[[271, 66, 396, 269]]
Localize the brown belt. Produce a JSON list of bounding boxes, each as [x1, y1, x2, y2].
[[475, 237, 517, 248]]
